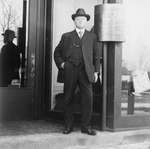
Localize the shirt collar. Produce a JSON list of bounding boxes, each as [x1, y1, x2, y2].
[[75, 28, 85, 34]]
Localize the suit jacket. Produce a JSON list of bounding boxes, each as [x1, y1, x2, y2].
[[0, 42, 20, 85], [54, 30, 100, 83]]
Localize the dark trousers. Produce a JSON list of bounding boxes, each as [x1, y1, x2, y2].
[[63, 62, 93, 129]]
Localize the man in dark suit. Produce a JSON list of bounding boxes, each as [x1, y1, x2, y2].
[[0, 29, 20, 87], [54, 8, 100, 135]]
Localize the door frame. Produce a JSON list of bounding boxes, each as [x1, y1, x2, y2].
[[27, 0, 48, 119], [31, 0, 123, 132], [44, 0, 103, 128]]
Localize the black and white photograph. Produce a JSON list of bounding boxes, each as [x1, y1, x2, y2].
[[0, 0, 150, 148]]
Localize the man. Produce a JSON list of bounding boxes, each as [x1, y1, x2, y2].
[[54, 8, 100, 135], [0, 29, 20, 87]]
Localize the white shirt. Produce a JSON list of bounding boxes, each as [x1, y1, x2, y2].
[[76, 28, 85, 38]]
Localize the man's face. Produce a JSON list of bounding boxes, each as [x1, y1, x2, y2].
[[74, 16, 87, 29], [3, 34, 14, 44]]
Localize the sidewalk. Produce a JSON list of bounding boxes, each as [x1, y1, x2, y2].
[[0, 120, 150, 149]]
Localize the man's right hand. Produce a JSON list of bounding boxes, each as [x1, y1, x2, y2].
[[61, 62, 65, 69]]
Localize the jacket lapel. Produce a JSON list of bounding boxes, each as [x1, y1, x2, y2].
[[81, 30, 89, 55], [70, 29, 89, 50], [66, 30, 80, 58], [82, 30, 88, 43], [72, 30, 80, 41], [71, 30, 82, 47]]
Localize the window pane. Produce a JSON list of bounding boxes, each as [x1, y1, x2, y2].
[[0, 0, 28, 87], [121, 0, 150, 116]]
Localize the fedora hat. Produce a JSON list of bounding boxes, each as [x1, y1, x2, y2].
[[1, 29, 16, 38], [72, 8, 90, 21]]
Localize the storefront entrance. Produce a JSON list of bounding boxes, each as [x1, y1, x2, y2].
[[36, 0, 150, 130], [1, 0, 150, 131], [47, 0, 103, 128]]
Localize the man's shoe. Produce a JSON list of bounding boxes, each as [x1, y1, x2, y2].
[[63, 127, 73, 134], [81, 127, 96, 136]]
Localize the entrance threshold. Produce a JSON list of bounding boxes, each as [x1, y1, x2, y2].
[[0, 120, 150, 149]]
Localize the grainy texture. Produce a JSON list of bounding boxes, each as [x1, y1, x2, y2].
[[0, 120, 150, 149]]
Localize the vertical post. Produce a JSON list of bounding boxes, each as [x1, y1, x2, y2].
[[34, 0, 47, 119], [95, 0, 123, 130], [44, 0, 53, 116], [94, 0, 108, 131], [102, 0, 108, 131], [102, 43, 107, 130], [21, 0, 27, 86], [28, 0, 47, 119], [106, 0, 123, 130]]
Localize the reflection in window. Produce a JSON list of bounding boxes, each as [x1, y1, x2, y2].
[[121, 0, 150, 116], [0, 29, 21, 87], [0, 0, 27, 87]]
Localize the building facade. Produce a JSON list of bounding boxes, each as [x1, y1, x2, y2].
[[0, 0, 150, 131]]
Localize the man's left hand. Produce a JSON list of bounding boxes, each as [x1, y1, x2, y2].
[[94, 72, 98, 83]]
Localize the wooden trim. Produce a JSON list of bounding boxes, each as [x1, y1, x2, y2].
[[35, 0, 47, 119], [28, 0, 47, 119], [102, 43, 107, 130], [27, 0, 37, 87], [113, 43, 122, 128], [102, 0, 123, 130], [44, 0, 53, 116]]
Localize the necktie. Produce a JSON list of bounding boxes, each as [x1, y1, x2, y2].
[[79, 31, 83, 39]]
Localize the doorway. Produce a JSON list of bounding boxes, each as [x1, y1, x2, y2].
[[45, 0, 103, 128]]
